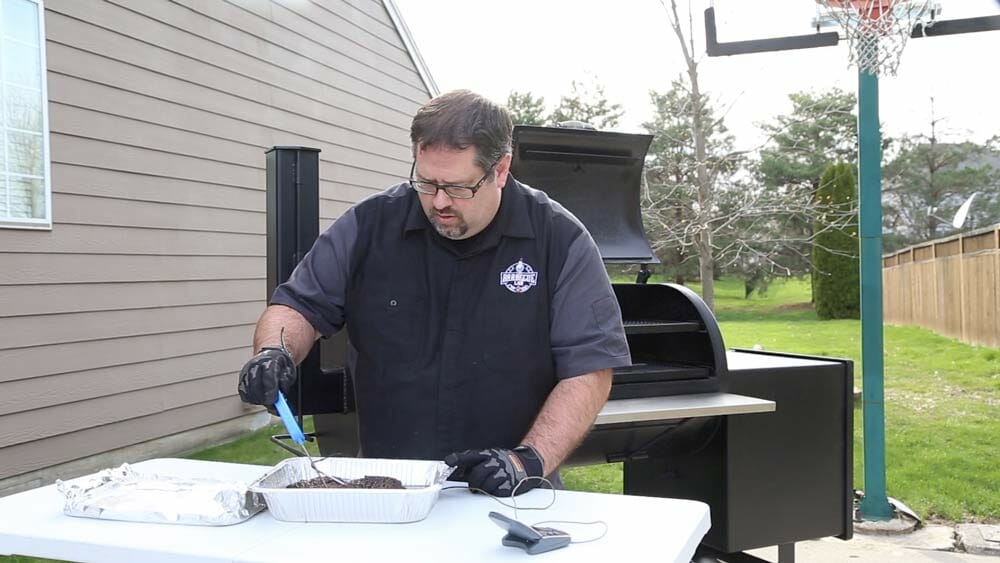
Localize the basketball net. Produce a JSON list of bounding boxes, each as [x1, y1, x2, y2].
[[816, 0, 937, 76]]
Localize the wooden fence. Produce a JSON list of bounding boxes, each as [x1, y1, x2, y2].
[[883, 224, 1000, 348]]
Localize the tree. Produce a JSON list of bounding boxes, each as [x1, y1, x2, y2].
[[640, 8, 876, 309], [506, 91, 547, 126], [642, 78, 847, 304], [882, 126, 1000, 249], [758, 89, 858, 192], [641, 77, 735, 289], [643, 2, 859, 309], [757, 89, 859, 296], [549, 78, 624, 129], [641, 76, 811, 297], [653, 0, 721, 309], [813, 163, 860, 319]]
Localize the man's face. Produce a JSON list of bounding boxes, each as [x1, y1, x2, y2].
[[413, 146, 510, 240]]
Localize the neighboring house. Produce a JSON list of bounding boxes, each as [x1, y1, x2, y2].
[[0, 0, 436, 495]]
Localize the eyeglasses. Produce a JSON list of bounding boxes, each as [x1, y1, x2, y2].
[[409, 158, 500, 200]]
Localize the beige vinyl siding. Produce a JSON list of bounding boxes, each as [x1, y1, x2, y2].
[[0, 279, 264, 317], [0, 348, 251, 414], [1, 397, 248, 479], [0, 0, 431, 481], [1, 326, 252, 382], [0, 302, 263, 350], [0, 254, 264, 283], [52, 164, 266, 211]]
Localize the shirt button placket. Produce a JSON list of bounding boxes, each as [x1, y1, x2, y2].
[[437, 257, 465, 452]]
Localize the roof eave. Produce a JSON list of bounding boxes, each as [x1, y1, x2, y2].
[[381, 0, 439, 97]]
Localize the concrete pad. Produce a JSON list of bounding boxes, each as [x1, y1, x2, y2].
[[748, 535, 998, 562], [855, 514, 920, 535], [957, 524, 1000, 557], [855, 524, 959, 551]]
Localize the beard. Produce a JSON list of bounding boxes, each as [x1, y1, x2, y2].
[[429, 209, 469, 239]]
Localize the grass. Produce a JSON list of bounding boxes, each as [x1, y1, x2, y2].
[[187, 417, 321, 466], [4, 276, 997, 563]]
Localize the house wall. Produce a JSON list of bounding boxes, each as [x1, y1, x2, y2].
[[0, 0, 430, 488]]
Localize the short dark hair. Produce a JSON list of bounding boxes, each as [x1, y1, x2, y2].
[[410, 90, 513, 172]]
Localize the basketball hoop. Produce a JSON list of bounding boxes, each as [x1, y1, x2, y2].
[[816, 0, 938, 76]]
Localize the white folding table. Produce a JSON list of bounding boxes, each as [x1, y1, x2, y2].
[[0, 458, 710, 563]]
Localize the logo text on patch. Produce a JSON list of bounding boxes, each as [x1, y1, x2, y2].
[[500, 259, 538, 293]]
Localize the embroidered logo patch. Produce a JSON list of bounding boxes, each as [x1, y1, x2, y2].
[[500, 259, 538, 293]]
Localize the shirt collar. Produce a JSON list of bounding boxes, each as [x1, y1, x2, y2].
[[498, 175, 535, 239], [402, 175, 535, 240], [403, 184, 429, 234]]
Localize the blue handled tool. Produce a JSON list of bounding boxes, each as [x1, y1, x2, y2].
[[272, 329, 307, 446], [274, 390, 306, 445], [267, 331, 342, 484], [273, 390, 346, 485]]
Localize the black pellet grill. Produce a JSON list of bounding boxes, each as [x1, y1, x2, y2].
[[264, 129, 853, 561]]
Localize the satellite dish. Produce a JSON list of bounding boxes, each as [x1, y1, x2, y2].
[[952, 192, 978, 230]]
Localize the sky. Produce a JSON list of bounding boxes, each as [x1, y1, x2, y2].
[[393, 0, 1000, 151]]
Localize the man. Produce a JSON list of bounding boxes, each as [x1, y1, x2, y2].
[[238, 90, 630, 497]]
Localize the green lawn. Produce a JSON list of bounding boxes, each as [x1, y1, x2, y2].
[[5, 276, 997, 563], [187, 417, 322, 466]]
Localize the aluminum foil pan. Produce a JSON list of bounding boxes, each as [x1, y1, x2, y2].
[[57, 463, 265, 526], [249, 457, 450, 523]]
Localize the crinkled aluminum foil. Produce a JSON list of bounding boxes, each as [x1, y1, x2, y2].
[[57, 463, 265, 526]]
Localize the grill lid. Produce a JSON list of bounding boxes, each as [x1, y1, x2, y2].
[[511, 125, 657, 264]]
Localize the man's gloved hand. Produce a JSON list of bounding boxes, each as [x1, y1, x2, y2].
[[237, 347, 296, 405], [444, 445, 545, 497]]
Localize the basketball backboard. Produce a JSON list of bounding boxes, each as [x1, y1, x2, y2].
[[707, 0, 1000, 55]]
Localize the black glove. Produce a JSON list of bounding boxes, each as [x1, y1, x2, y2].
[[444, 445, 545, 497], [237, 347, 296, 405]]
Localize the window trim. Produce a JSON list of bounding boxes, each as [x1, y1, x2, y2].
[[1, 0, 51, 230]]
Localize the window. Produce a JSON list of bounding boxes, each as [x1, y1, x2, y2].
[[1, 0, 49, 229]]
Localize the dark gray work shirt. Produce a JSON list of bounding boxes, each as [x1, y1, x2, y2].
[[271, 175, 630, 460]]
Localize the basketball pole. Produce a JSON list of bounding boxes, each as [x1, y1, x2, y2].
[[856, 45, 894, 521]]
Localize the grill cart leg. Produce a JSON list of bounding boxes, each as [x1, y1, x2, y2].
[[694, 543, 795, 563]]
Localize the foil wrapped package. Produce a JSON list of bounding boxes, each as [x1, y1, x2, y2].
[[57, 463, 265, 526]]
